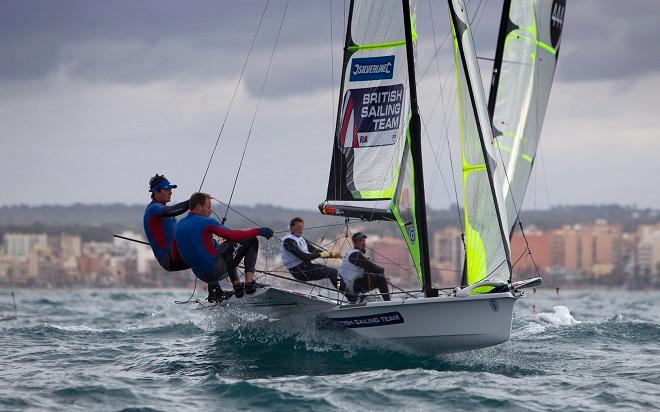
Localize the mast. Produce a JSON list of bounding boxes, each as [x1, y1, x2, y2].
[[402, 0, 434, 297], [487, 0, 511, 120], [448, 0, 513, 279]]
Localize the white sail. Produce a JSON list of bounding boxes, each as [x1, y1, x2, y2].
[[326, 1, 415, 202], [449, 0, 512, 286], [489, 0, 566, 235]]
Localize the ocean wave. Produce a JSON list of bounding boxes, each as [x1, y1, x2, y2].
[[52, 385, 138, 407], [10, 321, 206, 338], [201, 369, 523, 411], [28, 297, 65, 306]]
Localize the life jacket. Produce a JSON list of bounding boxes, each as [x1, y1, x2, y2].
[[339, 249, 364, 292], [280, 234, 310, 269]]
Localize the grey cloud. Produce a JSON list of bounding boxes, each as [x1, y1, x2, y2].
[[3, 0, 659, 93], [0, 1, 337, 86], [0, 0, 497, 98], [557, 1, 660, 82]]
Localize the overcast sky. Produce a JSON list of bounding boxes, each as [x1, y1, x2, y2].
[[1, 0, 658, 211]]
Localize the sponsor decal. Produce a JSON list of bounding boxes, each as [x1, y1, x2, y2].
[[408, 228, 416, 243], [332, 311, 404, 328], [550, 0, 565, 47], [489, 299, 499, 312], [338, 84, 405, 148], [349, 55, 395, 82]]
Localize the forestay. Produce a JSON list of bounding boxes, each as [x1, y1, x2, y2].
[[488, 0, 566, 236]]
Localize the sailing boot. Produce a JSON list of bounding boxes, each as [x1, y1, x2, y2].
[[233, 282, 245, 299], [207, 283, 233, 303], [207, 283, 220, 303], [245, 280, 257, 294]]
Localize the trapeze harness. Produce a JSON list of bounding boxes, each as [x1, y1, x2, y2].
[[338, 248, 364, 293], [279, 234, 310, 269]]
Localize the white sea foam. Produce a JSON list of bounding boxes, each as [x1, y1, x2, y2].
[[46, 323, 126, 333], [516, 321, 548, 336], [535, 305, 581, 325]]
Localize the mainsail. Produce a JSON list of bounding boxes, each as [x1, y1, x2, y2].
[[323, 0, 430, 289], [488, 0, 566, 236], [449, 0, 512, 286], [326, 1, 414, 203]]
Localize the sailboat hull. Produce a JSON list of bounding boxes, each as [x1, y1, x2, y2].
[[326, 292, 517, 353], [204, 286, 336, 319], [207, 287, 517, 354]]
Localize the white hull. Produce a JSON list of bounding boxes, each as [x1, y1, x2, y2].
[[326, 292, 517, 353], [205, 286, 518, 354]]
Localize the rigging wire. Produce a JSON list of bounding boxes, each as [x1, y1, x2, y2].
[[223, 0, 291, 223], [198, 0, 272, 192]]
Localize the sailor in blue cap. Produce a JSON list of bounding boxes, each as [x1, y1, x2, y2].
[[143, 174, 190, 271]]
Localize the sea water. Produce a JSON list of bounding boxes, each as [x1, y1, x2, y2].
[[1, 289, 658, 411]]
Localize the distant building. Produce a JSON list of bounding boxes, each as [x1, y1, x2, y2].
[[82, 241, 114, 257], [431, 227, 464, 287], [548, 221, 622, 276], [2, 233, 48, 258], [637, 224, 660, 276], [28, 243, 52, 278], [60, 234, 82, 275], [366, 235, 414, 287], [60, 234, 82, 259], [432, 227, 464, 273], [114, 231, 154, 274], [511, 225, 551, 277]]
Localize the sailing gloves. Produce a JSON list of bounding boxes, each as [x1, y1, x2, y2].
[[319, 251, 342, 259], [259, 227, 274, 239]]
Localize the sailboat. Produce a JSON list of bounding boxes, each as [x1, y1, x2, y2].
[[210, 0, 565, 354]]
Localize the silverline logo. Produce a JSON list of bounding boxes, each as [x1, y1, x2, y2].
[[352, 62, 393, 76]]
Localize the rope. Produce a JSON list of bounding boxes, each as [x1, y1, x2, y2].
[[224, 0, 290, 221], [174, 277, 199, 304], [198, 0, 271, 192]]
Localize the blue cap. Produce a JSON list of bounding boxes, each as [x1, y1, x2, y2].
[[149, 179, 177, 192]]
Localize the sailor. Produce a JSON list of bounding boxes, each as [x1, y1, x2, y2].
[[143, 174, 190, 271], [174, 192, 273, 301], [280, 217, 342, 284], [339, 232, 391, 302]]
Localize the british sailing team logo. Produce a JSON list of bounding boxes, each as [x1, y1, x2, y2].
[[349, 55, 395, 82], [338, 84, 404, 148]]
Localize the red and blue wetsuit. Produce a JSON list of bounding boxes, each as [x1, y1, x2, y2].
[[174, 213, 259, 282], [143, 200, 189, 270]]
